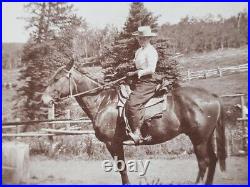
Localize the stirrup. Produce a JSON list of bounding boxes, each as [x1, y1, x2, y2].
[[128, 132, 152, 145], [128, 132, 143, 145]]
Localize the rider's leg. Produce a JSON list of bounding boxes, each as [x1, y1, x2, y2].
[[125, 80, 156, 144]]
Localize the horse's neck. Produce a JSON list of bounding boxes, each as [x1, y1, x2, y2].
[[75, 94, 104, 121], [72, 69, 112, 121]]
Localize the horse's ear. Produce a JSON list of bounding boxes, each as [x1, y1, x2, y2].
[[66, 58, 74, 71]]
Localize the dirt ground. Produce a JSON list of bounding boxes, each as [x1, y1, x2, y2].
[[27, 156, 248, 184]]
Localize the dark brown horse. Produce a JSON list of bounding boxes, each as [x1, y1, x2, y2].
[[42, 61, 227, 184]]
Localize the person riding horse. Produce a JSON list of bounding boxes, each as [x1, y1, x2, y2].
[[125, 26, 158, 145], [42, 44, 227, 184]]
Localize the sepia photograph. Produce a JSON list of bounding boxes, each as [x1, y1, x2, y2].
[[2, 2, 248, 184]]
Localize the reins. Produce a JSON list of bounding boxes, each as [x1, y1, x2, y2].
[[60, 70, 126, 101]]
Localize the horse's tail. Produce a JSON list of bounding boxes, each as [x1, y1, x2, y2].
[[215, 100, 227, 171]]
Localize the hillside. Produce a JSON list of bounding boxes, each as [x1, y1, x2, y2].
[[178, 46, 248, 71], [178, 46, 248, 107], [2, 69, 22, 121], [2, 43, 24, 69], [182, 72, 247, 105]]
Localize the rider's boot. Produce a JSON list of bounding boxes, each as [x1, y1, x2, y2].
[[129, 128, 143, 145]]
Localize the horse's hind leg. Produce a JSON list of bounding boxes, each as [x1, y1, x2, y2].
[[205, 134, 218, 184], [192, 141, 210, 184], [106, 142, 130, 184]]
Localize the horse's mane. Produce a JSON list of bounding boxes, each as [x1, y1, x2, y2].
[[74, 65, 105, 85], [98, 87, 118, 109], [48, 66, 66, 84], [74, 65, 121, 103]]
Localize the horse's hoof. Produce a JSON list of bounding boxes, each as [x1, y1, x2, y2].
[[195, 181, 204, 185]]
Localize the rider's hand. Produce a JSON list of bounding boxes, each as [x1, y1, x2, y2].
[[127, 71, 138, 77]]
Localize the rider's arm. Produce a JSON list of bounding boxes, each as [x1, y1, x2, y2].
[[137, 48, 158, 78]]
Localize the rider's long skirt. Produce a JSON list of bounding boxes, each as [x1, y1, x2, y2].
[[125, 75, 157, 131]]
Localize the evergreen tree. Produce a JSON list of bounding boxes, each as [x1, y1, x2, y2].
[[24, 3, 81, 43], [101, 2, 159, 79], [122, 2, 158, 37], [14, 3, 83, 120], [158, 11, 248, 53], [100, 2, 180, 88]]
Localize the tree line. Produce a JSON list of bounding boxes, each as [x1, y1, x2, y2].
[[159, 11, 248, 54], [3, 6, 247, 70]]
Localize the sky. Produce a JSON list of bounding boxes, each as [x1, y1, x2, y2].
[[2, 2, 248, 43]]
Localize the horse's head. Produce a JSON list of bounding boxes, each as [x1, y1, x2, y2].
[[42, 59, 75, 106]]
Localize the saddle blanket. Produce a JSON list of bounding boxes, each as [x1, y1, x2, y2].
[[117, 84, 167, 121]]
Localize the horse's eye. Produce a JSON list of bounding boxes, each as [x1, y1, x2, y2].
[[54, 75, 60, 81]]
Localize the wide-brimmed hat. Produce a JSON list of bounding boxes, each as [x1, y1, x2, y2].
[[132, 26, 157, 37]]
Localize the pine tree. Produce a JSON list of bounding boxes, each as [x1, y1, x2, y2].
[[24, 3, 81, 43], [122, 2, 158, 37], [100, 2, 159, 79], [100, 2, 180, 88], [14, 3, 83, 121]]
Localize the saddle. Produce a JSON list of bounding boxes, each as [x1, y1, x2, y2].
[[117, 84, 168, 133]]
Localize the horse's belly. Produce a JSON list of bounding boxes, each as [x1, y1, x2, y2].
[[142, 111, 181, 144]]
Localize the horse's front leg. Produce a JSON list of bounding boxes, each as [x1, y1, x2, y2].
[[106, 141, 130, 184]]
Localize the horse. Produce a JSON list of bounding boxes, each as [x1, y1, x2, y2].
[[42, 60, 227, 184]]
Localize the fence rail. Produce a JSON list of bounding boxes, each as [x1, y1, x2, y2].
[[183, 63, 248, 81], [2, 118, 91, 126]]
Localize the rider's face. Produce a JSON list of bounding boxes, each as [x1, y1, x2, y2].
[[136, 36, 150, 47]]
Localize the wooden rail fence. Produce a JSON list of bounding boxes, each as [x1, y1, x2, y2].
[[183, 63, 248, 81]]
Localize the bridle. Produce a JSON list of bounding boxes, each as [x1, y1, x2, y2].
[[67, 70, 77, 98], [58, 66, 126, 101], [59, 67, 102, 100]]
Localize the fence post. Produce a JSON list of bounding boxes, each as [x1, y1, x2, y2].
[[2, 142, 30, 184], [240, 95, 247, 152], [48, 104, 55, 157], [203, 70, 207, 79], [48, 104, 55, 129], [240, 95, 246, 118], [15, 118, 21, 141], [66, 110, 71, 130], [226, 128, 232, 157], [217, 66, 222, 77], [187, 69, 191, 81]]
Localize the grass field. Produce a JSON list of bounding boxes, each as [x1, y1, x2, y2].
[[179, 46, 248, 107], [183, 72, 248, 106], [179, 46, 247, 71]]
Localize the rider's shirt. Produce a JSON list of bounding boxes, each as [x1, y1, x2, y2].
[[134, 43, 158, 78]]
